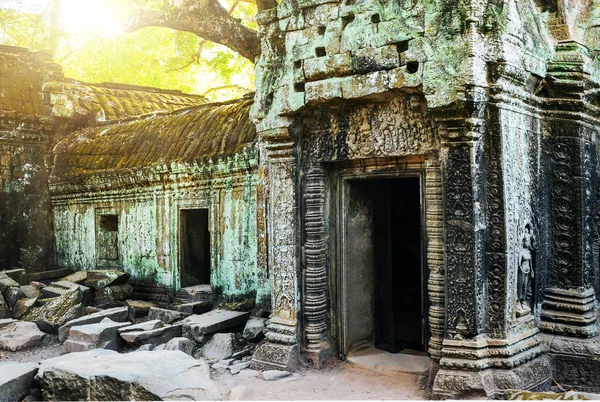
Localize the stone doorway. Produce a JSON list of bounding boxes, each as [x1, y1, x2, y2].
[[179, 209, 211, 287], [340, 176, 427, 357]]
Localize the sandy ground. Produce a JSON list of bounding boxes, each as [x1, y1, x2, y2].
[[1, 336, 429, 401]]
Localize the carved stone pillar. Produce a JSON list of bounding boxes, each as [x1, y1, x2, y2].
[[251, 127, 300, 371], [302, 164, 329, 366], [539, 41, 600, 390]]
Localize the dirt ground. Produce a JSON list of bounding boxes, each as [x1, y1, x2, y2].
[[1, 337, 429, 401]]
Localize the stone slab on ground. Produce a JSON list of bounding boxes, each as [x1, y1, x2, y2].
[[41, 281, 92, 305], [202, 333, 238, 360], [243, 317, 267, 341], [119, 324, 182, 346], [65, 318, 131, 353], [148, 307, 190, 324], [19, 285, 42, 299], [0, 362, 38, 402], [38, 349, 219, 400], [125, 299, 158, 319], [0, 318, 18, 328], [229, 361, 251, 375], [119, 319, 164, 333], [29, 268, 74, 282], [22, 289, 84, 333], [346, 344, 430, 375], [12, 297, 37, 319], [58, 306, 129, 342], [0, 321, 44, 351], [61, 271, 87, 284], [506, 390, 600, 399], [260, 370, 291, 381], [84, 270, 130, 290], [94, 283, 133, 306], [163, 337, 195, 355], [176, 301, 212, 315], [2, 269, 27, 285], [181, 309, 250, 342]]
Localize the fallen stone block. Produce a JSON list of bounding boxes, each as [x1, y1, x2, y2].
[[0, 276, 20, 299], [202, 333, 239, 360], [22, 289, 85, 333], [12, 297, 37, 319], [176, 301, 212, 315], [0, 292, 10, 319], [38, 349, 219, 401], [58, 306, 129, 342], [94, 283, 133, 306], [211, 360, 231, 374], [181, 309, 250, 343], [137, 344, 154, 351], [119, 324, 182, 347], [164, 337, 196, 355], [28, 268, 74, 282], [229, 361, 251, 375], [125, 299, 158, 319], [61, 271, 87, 284], [0, 321, 44, 351], [65, 318, 131, 353], [19, 285, 42, 300], [2, 269, 27, 285], [4, 287, 25, 310], [0, 362, 38, 402], [119, 319, 164, 333], [84, 270, 130, 291], [260, 370, 291, 381], [237, 369, 259, 379], [148, 307, 190, 324], [243, 317, 267, 341], [0, 318, 18, 328], [43, 281, 92, 305]]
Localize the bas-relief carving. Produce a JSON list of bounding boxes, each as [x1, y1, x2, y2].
[[517, 224, 536, 316]]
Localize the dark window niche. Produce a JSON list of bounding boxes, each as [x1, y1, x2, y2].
[[99, 215, 118, 232], [316, 47, 327, 57], [294, 82, 306, 92], [407, 61, 419, 74], [342, 14, 355, 29], [371, 14, 380, 23]]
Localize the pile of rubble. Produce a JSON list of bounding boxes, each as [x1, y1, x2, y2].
[[0, 269, 274, 401]]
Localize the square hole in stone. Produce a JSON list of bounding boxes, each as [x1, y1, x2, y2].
[[371, 14, 380, 23], [316, 47, 326, 57]]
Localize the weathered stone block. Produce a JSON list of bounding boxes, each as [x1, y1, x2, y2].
[[64, 318, 131, 353], [94, 283, 133, 306], [19, 285, 42, 299], [118, 319, 164, 333], [243, 317, 267, 341], [12, 297, 37, 319], [176, 301, 212, 315], [164, 337, 196, 356], [2, 269, 27, 285], [181, 310, 250, 343], [147, 307, 190, 324], [125, 299, 158, 319], [119, 323, 182, 347], [304, 53, 352, 81], [22, 289, 84, 333], [305, 78, 344, 104], [84, 270, 130, 290], [58, 306, 129, 342], [61, 271, 87, 284], [4, 287, 24, 310], [0, 321, 44, 351], [202, 333, 239, 359], [350, 45, 400, 75], [42, 281, 92, 304], [38, 349, 218, 401], [0, 362, 38, 402]]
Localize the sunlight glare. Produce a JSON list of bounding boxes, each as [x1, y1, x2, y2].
[[59, 0, 122, 35]]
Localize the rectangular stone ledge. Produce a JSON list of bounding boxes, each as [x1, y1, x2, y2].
[[298, 0, 339, 9], [304, 53, 352, 81], [351, 45, 400, 75]]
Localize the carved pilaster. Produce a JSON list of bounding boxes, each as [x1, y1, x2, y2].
[[302, 165, 329, 366], [425, 157, 444, 361], [540, 41, 599, 338], [251, 127, 300, 371]]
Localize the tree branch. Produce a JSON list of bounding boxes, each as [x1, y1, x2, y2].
[[126, 0, 260, 62]]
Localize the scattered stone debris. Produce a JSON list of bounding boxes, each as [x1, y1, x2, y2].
[[119, 321, 182, 347], [0, 362, 38, 402], [125, 299, 158, 319], [22, 289, 84, 333], [202, 332, 239, 360], [2, 269, 27, 285], [94, 283, 133, 306], [38, 349, 219, 401], [163, 337, 196, 355], [182, 309, 250, 343], [176, 301, 212, 315], [242, 316, 267, 341], [147, 306, 190, 324], [83, 270, 130, 290], [260, 370, 292, 381], [506, 390, 600, 400], [0, 321, 44, 351]]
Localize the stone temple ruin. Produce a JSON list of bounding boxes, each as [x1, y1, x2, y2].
[[3, 0, 600, 397]]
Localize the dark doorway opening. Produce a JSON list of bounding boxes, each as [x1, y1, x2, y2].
[[180, 209, 211, 287], [343, 177, 426, 355]]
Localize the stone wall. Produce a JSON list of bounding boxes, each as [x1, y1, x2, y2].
[[0, 46, 61, 272]]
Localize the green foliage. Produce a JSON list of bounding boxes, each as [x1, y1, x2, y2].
[[0, 0, 256, 101]]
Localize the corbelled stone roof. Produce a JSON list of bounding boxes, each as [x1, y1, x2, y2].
[[45, 80, 207, 122], [51, 96, 256, 180]]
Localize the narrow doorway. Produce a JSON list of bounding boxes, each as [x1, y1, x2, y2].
[[342, 177, 426, 356], [180, 209, 211, 287]]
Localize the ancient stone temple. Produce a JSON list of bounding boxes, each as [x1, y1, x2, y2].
[[3, 0, 600, 396]]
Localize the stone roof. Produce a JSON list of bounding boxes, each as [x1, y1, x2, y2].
[[45, 80, 207, 122], [51, 96, 256, 180]]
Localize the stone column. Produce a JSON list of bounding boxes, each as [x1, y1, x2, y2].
[[251, 127, 301, 371], [540, 41, 600, 390]]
